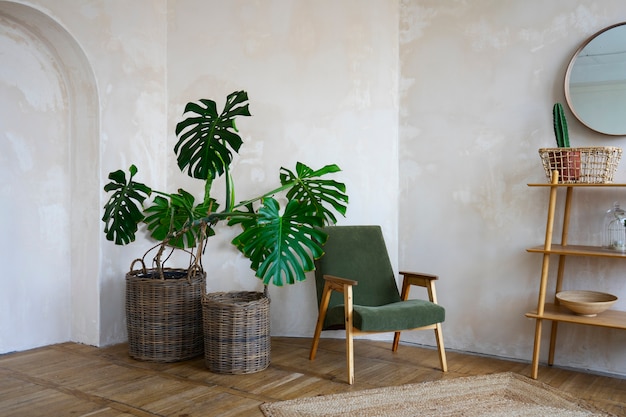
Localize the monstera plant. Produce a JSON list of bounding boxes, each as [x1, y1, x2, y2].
[[101, 90, 348, 365], [102, 90, 348, 286]]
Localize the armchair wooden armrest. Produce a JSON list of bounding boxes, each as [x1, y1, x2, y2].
[[323, 274, 358, 291], [400, 271, 438, 286], [399, 271, 440, 304]]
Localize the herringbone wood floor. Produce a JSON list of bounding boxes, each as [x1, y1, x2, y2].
[[1, 337, 625, 416]]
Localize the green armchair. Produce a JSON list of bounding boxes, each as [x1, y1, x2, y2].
[[309, 225, 447, 384]]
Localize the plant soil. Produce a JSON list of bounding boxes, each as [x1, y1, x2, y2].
[[137, 270, 191, 280]]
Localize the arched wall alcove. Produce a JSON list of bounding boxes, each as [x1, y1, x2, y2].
[[0, 1, 100, 351]]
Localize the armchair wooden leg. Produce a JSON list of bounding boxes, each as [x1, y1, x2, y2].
[[310, 282, 333, 361], [344, 284, 355, 385], [345, 325, 354, 385], [392, 331, 401, 352], [435, 323, 448, 372]]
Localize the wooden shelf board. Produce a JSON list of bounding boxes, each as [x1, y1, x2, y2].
[[527, 244, 626, 259], [528, 183, 626, 187], [526, 303, 626, 330]]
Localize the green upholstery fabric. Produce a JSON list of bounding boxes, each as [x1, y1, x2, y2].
[[314, 226, 445, 331], [325, 299, 444, 332]]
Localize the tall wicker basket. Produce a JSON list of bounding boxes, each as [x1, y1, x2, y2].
[[202, 290, 271, 374], [125, 264, 205, 362]]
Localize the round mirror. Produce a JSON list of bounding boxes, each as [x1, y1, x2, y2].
[[565, 22, 626, 136]]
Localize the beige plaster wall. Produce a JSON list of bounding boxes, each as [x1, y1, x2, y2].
[[0, 0, 167, 349], [0, 4, 72, 352], [0, 0, 399, 351], [2, 0, 626, 378], [399, 0, 626, 376], [165, 0, 400, 337]]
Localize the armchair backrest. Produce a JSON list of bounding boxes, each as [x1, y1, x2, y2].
[[314, 226, 401, 309]]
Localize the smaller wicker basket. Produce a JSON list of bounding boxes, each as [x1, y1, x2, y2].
[[538, 147, 622, 184], [202, 291, 271, 374]]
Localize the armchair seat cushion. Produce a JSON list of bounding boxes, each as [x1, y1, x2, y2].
[[324, 299, 445, 332]]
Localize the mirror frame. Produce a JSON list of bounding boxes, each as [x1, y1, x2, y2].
[[564, 22, 626, 136]]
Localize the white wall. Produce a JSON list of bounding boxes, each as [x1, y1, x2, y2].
[[2, 0, 626, 378]]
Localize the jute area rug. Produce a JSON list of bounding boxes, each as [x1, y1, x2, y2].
[[260, 372, 613, 417]]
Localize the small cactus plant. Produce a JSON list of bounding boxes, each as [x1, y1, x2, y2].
[[549, 102, 580, 182], [553, 102, 570, 147]]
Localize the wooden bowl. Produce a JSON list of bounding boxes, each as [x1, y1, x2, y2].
[[556, 290, 618, 317]]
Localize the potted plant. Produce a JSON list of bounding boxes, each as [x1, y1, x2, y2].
[[102, 90, 349, 367]]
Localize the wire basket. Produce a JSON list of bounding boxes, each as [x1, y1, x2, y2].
[[125, 266, 205, 362], [202, 291, 271, 374], [538, 147, 622, 184]]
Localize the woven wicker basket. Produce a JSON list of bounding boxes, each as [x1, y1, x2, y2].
[[539, 147, 622, 184], [202, 291, 271, 374], [125, 266, 205, 362]]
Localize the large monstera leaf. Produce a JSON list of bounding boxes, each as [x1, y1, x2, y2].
[[144, 189, 217, 249], [280, 162, 348, 224], [102, 165, 152, 245], [174, 90, 251, 180], [231, 198, 327, 286]]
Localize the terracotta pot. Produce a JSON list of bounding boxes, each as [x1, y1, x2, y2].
[[549, 150, 581, 182]]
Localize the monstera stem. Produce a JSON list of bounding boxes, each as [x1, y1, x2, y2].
[[155, 242, 167, 280], [193, 201, 214, 274]]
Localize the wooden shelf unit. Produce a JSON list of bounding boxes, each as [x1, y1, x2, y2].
[[526, 172, 626, 379]]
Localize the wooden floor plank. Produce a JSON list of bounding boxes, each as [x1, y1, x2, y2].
[[0, 372, 107, 417], [0, 337, 624, 416]]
